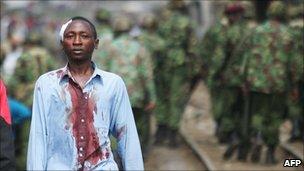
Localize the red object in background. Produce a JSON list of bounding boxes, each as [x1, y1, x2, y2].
[[224, 3, 245, 15], [0, 79, 12, 125]]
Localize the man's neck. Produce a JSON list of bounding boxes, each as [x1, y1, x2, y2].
[[68, 60, 93, 76]]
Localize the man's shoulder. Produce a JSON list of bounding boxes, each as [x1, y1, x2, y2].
[[99, 69, 122, 82], [36, 67, 65, 84], [98, 69, 126, 88]]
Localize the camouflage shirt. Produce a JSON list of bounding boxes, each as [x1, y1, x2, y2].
[[8, 46, 57, 106], [93, 34, 156, 108], [226, 21, 293, 93], [201, 21, 228, 87], [288, 19, 304, 84], [157, 10, 200, 76]]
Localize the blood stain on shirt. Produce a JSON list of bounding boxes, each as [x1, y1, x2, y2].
[[67, 79, 107, 169]]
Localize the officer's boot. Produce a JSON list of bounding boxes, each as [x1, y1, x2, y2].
[[217, 124, 231, 144], [289, 119, 301, 142], [237, 138, 250, 162], [215, 121, 220, 138], [154, 124, 168, 145], [265, 145, 277, 164], [218, 131, 231, 144], [168, 128, 180, 148], [251, 132, 263, 163], [223, 132, 239, 160], [301, 119, 304, 141]]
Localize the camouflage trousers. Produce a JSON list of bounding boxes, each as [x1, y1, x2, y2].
[[155, 66, 191, 130], [286, 84, 304, 139], [210, 86, 242, 141], [287, 83, 303, 120], [132, 107, 151, 155], [14, 119, 31, 170], [250, 92, 286, 146]]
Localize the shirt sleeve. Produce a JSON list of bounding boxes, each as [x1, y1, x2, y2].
[[27, 78, 48, 170], [110, 76, 144, 170], [0, 79, 12, 125]]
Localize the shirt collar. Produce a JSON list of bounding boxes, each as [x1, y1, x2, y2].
[[58, 61, 103, 83]]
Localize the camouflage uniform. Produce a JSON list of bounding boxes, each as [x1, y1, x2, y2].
[[137, 13, 166, 122], [137, 13, 166, 62], [155, 0, 200, 146], [286, 5, 304, 141], [202, 21, 233, 143], [247, 20, 292, 161], [202, 3, 248, 145], [223, 1, 293, 163], [95, 8, 113, 42], [93, 16, 156, 152], [7, 34, 57, 170]]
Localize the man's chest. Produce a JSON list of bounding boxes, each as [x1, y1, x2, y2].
[[47, 82, 113, 133]]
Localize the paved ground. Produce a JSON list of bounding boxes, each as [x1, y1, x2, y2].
[[144, 143, 206, 170]]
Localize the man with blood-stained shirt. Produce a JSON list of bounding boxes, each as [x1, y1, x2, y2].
[[27, 16, 144, 170]]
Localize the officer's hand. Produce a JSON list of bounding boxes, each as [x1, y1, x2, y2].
[[144, 102, 155, 112]]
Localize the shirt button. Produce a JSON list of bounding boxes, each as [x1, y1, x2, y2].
[[81, 119, 85, 123], [80, 136, 84, 140], [79, 153, 83, 157], [85, 96, 88, 99], [79, 147, 83, 151], [84, 161, 91, 168]]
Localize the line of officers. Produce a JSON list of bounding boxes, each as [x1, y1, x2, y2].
[[203, 1, 303, 165], [0, 0, 303, 169]]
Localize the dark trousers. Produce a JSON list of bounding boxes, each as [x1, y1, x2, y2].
[[0, 117, 16, 170]]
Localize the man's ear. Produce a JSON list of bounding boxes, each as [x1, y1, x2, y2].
[[94, 39, 99, 49]]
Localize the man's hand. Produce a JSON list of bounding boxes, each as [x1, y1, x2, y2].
[[144, 102, 155, 112]]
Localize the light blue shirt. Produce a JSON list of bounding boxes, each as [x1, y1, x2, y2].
[[27, 63, 144, 170]]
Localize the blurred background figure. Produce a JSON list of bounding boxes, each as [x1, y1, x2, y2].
[[153, 0, 201, 147], [246, 1, 293, 164], [136, 12, 166, 150], [201, 2, 247, 147], [1, 11, 26, 82], [94, 8, 113, 41]]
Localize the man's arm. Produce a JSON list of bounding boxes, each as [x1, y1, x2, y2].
[[138, 47, 156, 110], [27, 79, 48, 170], [110, 76, 144, 170]]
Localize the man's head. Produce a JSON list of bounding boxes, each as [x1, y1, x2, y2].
[[140, 13, 157, 30], [224, 3, 245, 24], [267, 1, 287, 22], [112, 15, 132, 33], [24, 32, 42, 46], [168, 0, 187, 11], [95, 8, 111, 25], [60, 16, 99, 62]]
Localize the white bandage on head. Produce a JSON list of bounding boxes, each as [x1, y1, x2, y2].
[[59, 19, 73, 41]]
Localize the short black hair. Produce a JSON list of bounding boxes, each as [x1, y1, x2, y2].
[[70, 16, 97, 39]]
